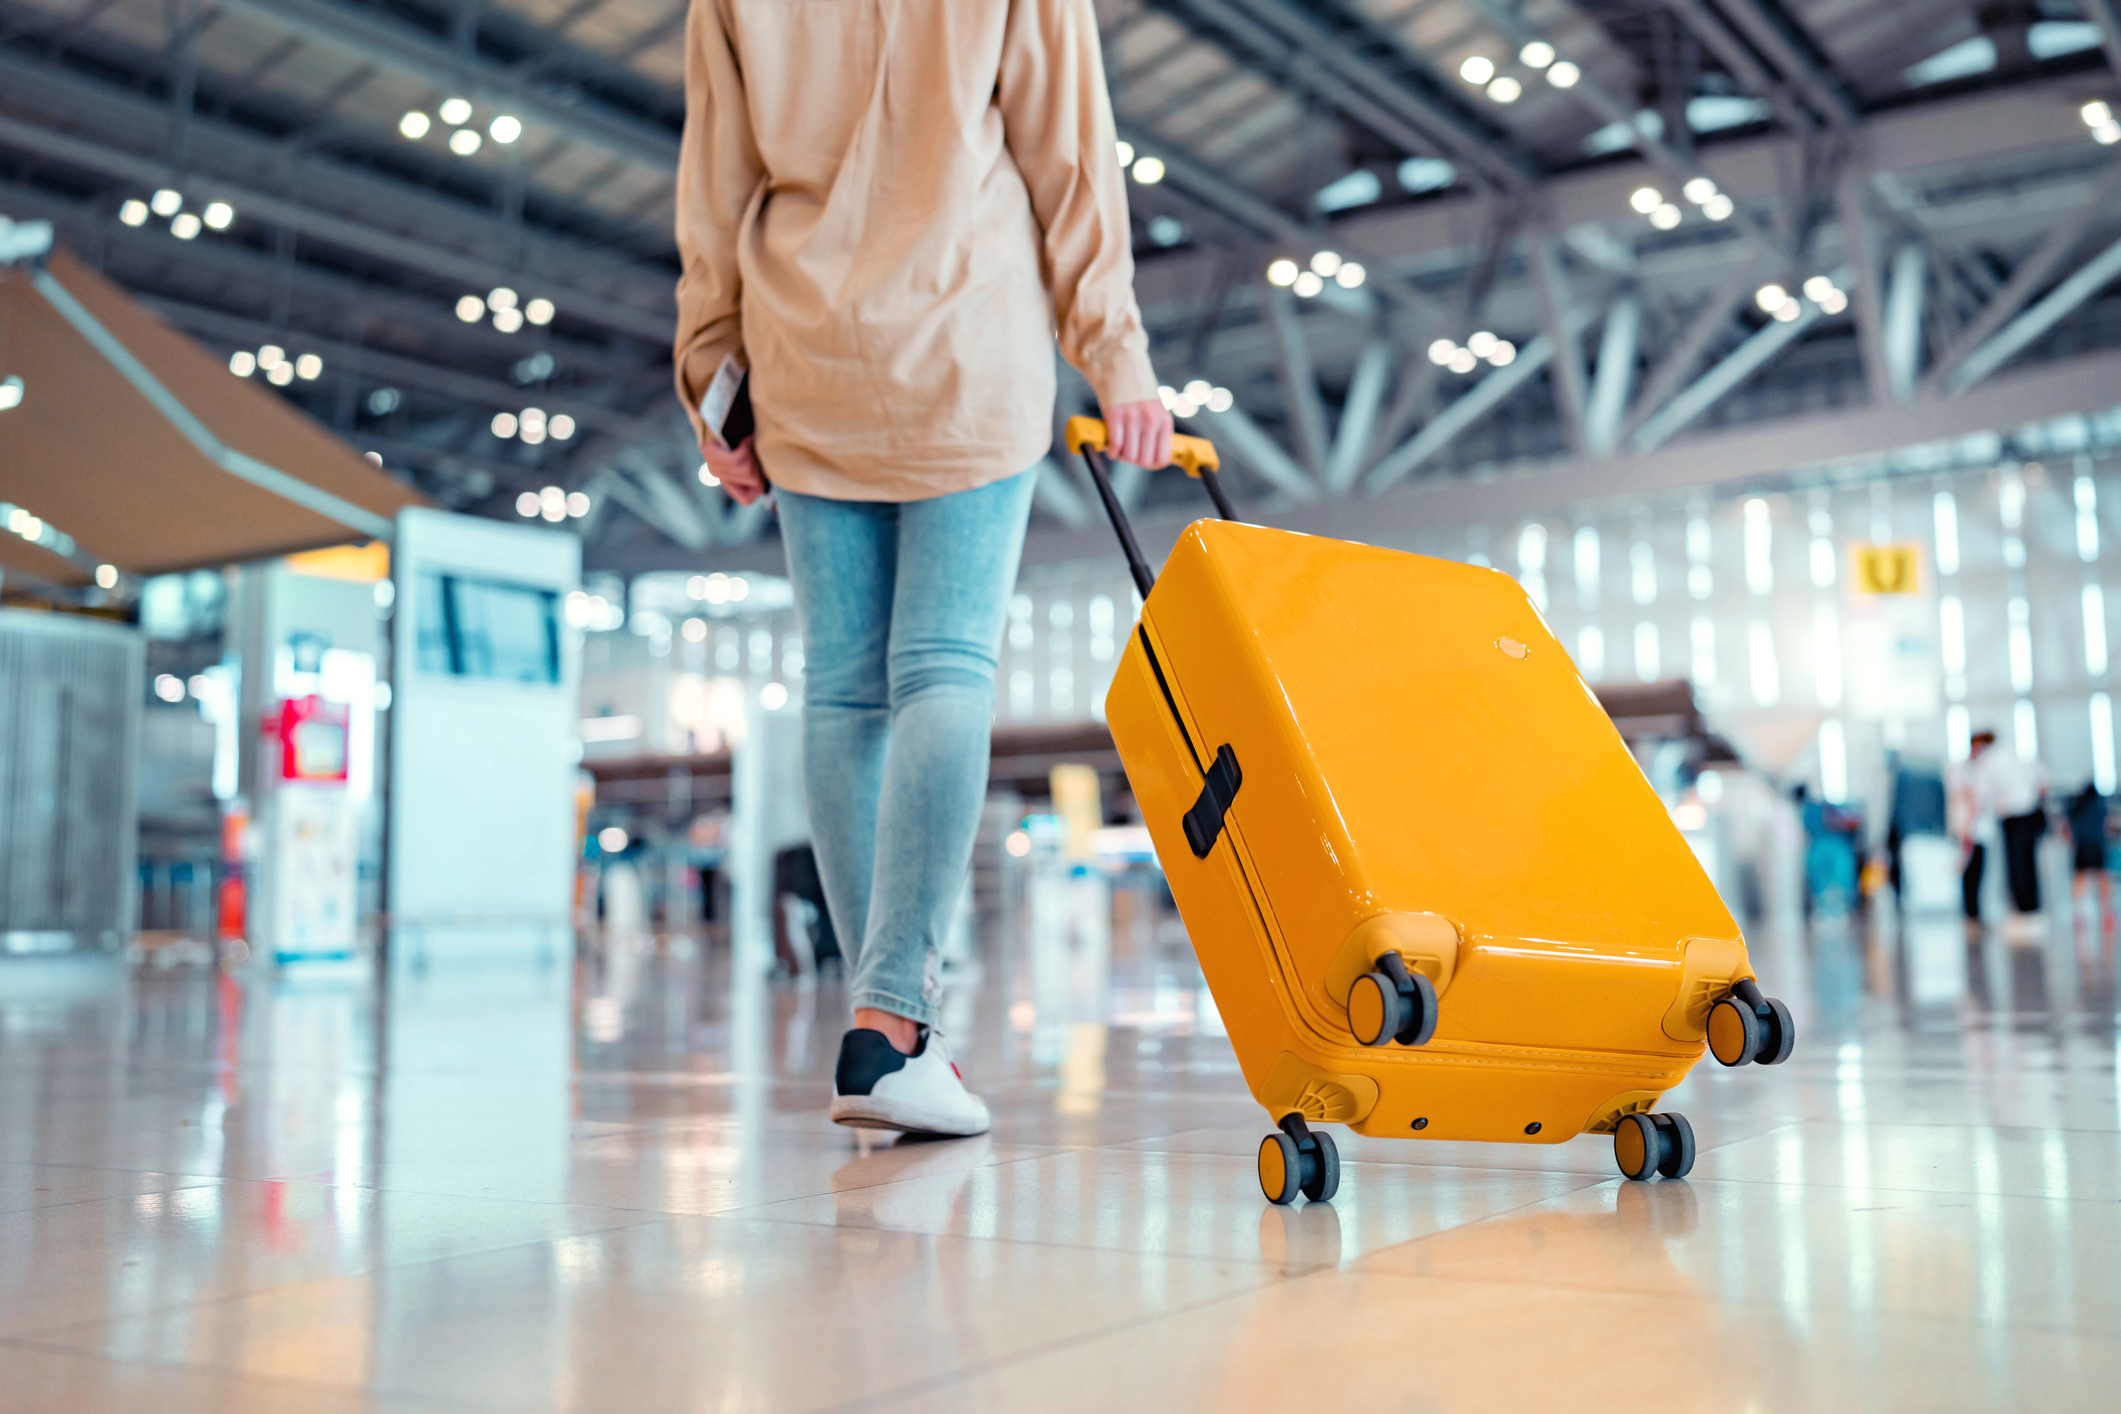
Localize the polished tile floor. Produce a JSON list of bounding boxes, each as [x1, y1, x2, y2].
[[4, 867, 2121, 1411]]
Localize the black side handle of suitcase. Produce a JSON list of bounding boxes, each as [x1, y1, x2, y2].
[[1063, 415, 1234, 600]]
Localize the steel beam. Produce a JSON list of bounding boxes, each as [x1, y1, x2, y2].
[[1584, 297, 1641, 456], [1949, 233, 2121, 393], [1325, 339, 1392, 492], [1630, 267, 1851, 453], [1659, 0, 1813, 134], [1706, 0, 1858, 128], [205, 0, 681, 171], [1883, 243, 1926, 398], [1838, 169, 1890, 404], [1923, 163, 2121, 394], [1194, 404, 1318, 501], [1266, 291, 1329, 480], [1531, 238, 1589, 455], [1616, 270, 1757, 445], [1364, 332, 1558, 494], [2089, 0, 2121, 77]]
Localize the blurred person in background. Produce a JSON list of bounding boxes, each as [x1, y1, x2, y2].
[[1949, 731, 1996, 933], [674, 0, 1169, 1137], [2066, 782, 2113, 944], [1969, 729, 2049, 937]]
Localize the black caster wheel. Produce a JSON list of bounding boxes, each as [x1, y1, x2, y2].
[[1301, 1130, 1340, 1202], [1351, 954, 1438, 1047], [1653, 1113, 1696, 1179], [1756, 996, 1796, 1065], [1707, 995, 1759, 1067], [1259, 1131, 1302, 1205], [1348, 971, 1400, 1047], [1614, 1112, 1660, 1180]]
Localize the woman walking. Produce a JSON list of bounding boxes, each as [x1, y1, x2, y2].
[[675, 0, 1170, 1135]]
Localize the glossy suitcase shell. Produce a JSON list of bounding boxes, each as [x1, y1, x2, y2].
[[1103, 518, 1759, 1147]]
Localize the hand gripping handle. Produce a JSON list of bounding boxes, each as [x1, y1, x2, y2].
[[1064, 416, 1220, 477]]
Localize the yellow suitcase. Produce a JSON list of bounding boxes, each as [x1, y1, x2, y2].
[[1066, 418, 1795, 1205]]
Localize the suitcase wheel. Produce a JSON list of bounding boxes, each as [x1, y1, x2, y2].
[[1350, 956, 1439, 1048], [1259, 1116, 1340, 1205], [1258, 1132, 1302, 1204], [1614, 1112, 1695, 1181], [1708, 989, 1797, 1066]]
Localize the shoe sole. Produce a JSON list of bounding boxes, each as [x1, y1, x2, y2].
[[830, 1096, 989, 1138]]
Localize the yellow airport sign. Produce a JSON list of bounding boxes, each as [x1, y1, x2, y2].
[[1852, 542, 1921, 595]]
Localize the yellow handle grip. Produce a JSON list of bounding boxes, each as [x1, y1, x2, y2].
[[1065, 415, 1221, 477]]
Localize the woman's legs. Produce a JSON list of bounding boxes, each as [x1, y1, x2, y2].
[[778, 470, 1035, 1034], [777, 490, 894, 1006]]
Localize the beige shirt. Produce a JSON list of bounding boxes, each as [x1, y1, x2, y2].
[[673, 0, 1161, 502]]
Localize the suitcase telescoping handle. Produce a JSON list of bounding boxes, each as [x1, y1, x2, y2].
[[1064, 415, 1235, 599]]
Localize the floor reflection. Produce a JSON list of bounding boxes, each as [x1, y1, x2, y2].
[[3, 848, 2119, 1411]]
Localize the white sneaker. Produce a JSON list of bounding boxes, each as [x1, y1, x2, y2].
[[830, 1027, 991, 1137]]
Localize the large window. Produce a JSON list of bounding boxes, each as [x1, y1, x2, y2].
[[414, 571, 560, 684]]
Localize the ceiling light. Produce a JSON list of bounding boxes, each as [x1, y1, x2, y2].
[[1334, 262, 1365, 288], [1115, 140, 1135, 167], [516, 492, 539, 517], [549, 414, 576, 439], [229, 350, 256, 377], [2096, 121, 2121, 146], [1802, 275, 1836, 302], [1292, 270, 1324, 297], [154, 674, 185, 703], [1681, 176, 1717, 204], [150, 188, 182, 216], [1171, 394, 1200, 417], [1157, 385, 1178, 410], [295, 353, 323, 380], [368, 388, 402, 414], [267, 362, 295, 386], [1629, 186, 1663, 214], [492, 411, 519, 438], [1459, 55, 1496, 85], [439, 97, 474, 126], [1310, 250, 1343, 276], [1183, 379, 1213, 401], [449, 129, 482, 156], [1467, 330, 1499, 358], [171, 212, 202, 239], [1488, 75, 1523, 103], [1428, 340, 1458, 365], [494, 307, 524, 333], [525, 297, 555, 325], [1447, 347, 1478, 374], [566, 491, 590, 517], [1755, 283, 1788, 313], [118, 200, 148, 227], [258, 345, 285, 370], [364, 452, 384, 467], [699, 463, 720, 487], [1131, 155, 1165, 184], [539, 486, 566, 521], [1206, 387, 1234, 413], [1489, 340, 1517, 366], [1547, 60, 1581, 88], [202, 201, 234, 229], [521, 408, 548, 444], [95, 564, 118, 589], [1521, 41, 1556, 69], [1773, 300, 1802, 322], [2084, 100, 2113, 127], [1702, 193, 1734, 220], [0, 375, 21, 411], [490, 115, 522, 144], [1266, 258, 1299, 287], [1819, 289, 1849, 314], [488, 287, 518, 311], [1649, 203, 1681, 229], [456, 295, 485, 322], [400, 111, 431, 140], [681, 617, 708, 643]]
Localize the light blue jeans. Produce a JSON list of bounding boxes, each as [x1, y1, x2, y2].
[[777, 469, 1036, 1027]]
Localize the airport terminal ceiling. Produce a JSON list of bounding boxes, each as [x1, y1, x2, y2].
[[4, 0, 2121, 578]]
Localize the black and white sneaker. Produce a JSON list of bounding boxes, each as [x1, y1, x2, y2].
[[829, 1027, 991, 1137]]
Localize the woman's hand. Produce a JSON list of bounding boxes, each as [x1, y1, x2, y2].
[[701, 435, 770, 506], [1102, 398, 1174, 470]]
